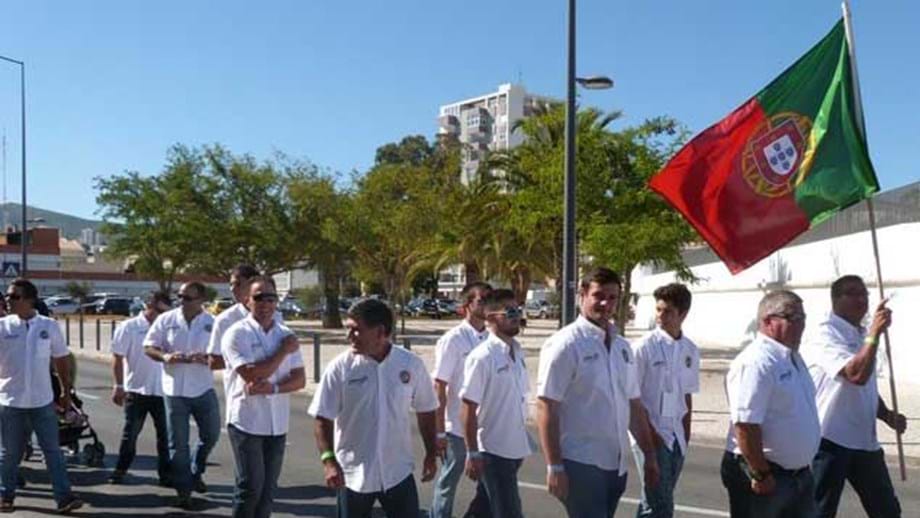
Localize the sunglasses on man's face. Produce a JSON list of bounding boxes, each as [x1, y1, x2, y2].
[[178, 294, 199, 302], [488, 306, 522, 319], [252, 293, 278, 303]]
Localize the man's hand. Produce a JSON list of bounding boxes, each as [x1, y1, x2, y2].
[[188, 352, 209, 365], [868, 301, 893, 337], [435, 435, 448, 460], [644, 455, 661, 488], [546, 470, 569, 502], [421, 453, 438, 482], [282, 335, 300, 354], [751, 473, 776, 495], [246, 380, 273, 396], [465, 456, 484, 481], [58, 392, 73, 411], [111, 387, 125, 406], [885, 410, 908, 434], [323, 460, 345, 489], [163, 353, 185, 364]]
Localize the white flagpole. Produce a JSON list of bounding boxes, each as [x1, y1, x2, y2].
[[842, 0, 907, 481]]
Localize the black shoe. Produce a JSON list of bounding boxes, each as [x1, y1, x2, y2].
[[0, 500, 13, 514], [176, 493, 193, 510], [158, 477, 174, 488], [15, 474, 25, 489], [192, 477, 207, 494], [56, 495, 84, 514], [107, 470, 126, 484]]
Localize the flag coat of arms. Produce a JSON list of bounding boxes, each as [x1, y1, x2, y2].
[[650, 19, 879, 273]]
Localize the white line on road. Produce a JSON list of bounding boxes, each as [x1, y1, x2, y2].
[[517, 481, 730, 517], [76, 391, 99, 401]]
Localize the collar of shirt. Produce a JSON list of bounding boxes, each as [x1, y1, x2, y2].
[[485, 332, 522, 358], [573, 315, 618, 344], [244, 313, 277, 335], [460, 319, 488, 342], [756, 332, 795, 361], [826, 312, 865, 345]]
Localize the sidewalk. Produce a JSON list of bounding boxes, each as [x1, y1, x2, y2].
[[64, 316, 920, 466]]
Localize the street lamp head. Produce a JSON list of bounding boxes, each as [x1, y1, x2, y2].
[[576, 75, 614, 90]]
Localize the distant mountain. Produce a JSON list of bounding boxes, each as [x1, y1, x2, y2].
[[0, 203, 104, 240]]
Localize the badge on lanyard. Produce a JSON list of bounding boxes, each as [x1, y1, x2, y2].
[[660, 341, 680, 417]]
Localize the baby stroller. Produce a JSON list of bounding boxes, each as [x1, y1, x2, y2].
[[23, 354, 106, 468]]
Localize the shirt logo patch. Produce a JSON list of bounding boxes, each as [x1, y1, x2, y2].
[[685, 356, 692, 368], [347, 375, 368, 385], [399, 370, 411, 384], [583, 352, 599, 362], [204, 324, 213, 333], [39, 330, 49, 339]]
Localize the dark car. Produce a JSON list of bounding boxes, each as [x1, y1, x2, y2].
[[279, 299, 310, 319], [95, 297, 132, 316]]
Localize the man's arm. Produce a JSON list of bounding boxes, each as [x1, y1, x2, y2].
[[877, 396, 908, 434], [314, 417, 344, 489], [235, 335, 300, 383], [461, 399, 483, 481], [537, 397, 568, 500], [208, 355, 226, 371], [416, 410, 438, 482], [683, 394, 693, 444], [144, 346, 186, 364], [53, 354, 74, 407], [629, 398, 661, 488], [734, 423, 775, 495], [841, 301, 891, 385], [111, 354, 126, 406]]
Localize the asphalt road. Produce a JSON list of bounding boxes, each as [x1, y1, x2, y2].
[[8, 356, 920, 517]]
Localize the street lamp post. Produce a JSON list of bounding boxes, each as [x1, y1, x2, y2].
[[561, 0, 613, 326], [0, 54, 26, 277]]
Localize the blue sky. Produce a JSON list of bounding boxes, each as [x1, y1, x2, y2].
[[0, 0, 917, 220]]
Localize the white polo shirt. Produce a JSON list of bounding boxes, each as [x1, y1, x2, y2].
[[801, 313, 882, 451], [432, 319, 489, 437], [144, 307, 215, 398], [631, 327, 700, 454], [111, 314, 162, 396], [0, 314, 70, 408], [725, 333, 821, 469], [223, 315, 304, 436], [308, 345, 439, 493], [459, 333, 532, 460], [537, 315, 639, 474]]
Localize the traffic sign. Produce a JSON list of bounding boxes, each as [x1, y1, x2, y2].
[[2, 262, 20, 278]]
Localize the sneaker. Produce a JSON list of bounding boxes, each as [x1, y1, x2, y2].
[[56, 495, 84, 514], [192, 477, 207, 494], [176, 493, 193, 510], [107, 470, 126, 484], [158, 477, 173, 488], [0, 500, 14, 514]]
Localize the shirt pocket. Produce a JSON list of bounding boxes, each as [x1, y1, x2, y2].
[[679, 353, 698, 390], [36, 338, 52, 360]]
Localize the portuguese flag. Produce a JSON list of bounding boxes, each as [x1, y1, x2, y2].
[[650, 19, 878, 273]]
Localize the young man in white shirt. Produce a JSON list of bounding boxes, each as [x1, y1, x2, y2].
[[537, 267, 660, 518], [309, 298, 439, 518], [460, 288, 531, 518], [207, 263, 261, 374], [631, 283, 700, 518], [801, 275, 905, 518], [144, 281, 218, 509], [721, 290, 821, 518], [222, 276, 305, 518], [0, 279, 83, 514], [108, 290, 174, 486], [430, 281, 491, 518]]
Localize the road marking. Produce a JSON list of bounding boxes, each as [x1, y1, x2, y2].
[[518, 481, 730, 517], [76, 391, 100, 401]]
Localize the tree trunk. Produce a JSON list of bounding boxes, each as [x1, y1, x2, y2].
[[512, 266, 531, 305], [616, 265, 635, 335], [464, 261, 481, 284], [320, 267, 343, 329]]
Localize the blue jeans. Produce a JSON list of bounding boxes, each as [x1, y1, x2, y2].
[[227, 424, 286, 518], [430, 433, 466, 518], [812, 438, 901, 518], [479, 452, 523, 518], [114, 392, 170, 481], [0, 404, 74, 505], [720, 451, 816, 518], [632, 438, 685, 518], [563, 459, 628, 518], [164, 389, 221, 495], [337, 474, 419, 518]]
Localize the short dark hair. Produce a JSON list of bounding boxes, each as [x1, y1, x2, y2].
[[145, 290, 172, 307], [481, 288, 516, 312], [183, 281, 207, 299], [653, 283, 692, 314], [460, 281, 492, 305], [231, 264, 260, 281], [831, 275, 865, 300], [580, 267, 622, 291], [248, 275, 277, 291], [347, 298, 394, 337], [10, 278, 38, 303]]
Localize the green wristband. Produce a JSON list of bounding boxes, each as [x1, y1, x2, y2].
[[864, 335, 879, 346], [320, 450, 336, 463]]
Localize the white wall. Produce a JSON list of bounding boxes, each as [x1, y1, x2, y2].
[[632, 222, 920, 385]]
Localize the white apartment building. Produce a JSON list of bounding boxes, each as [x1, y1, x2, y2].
[[438, 83, 556, 185]]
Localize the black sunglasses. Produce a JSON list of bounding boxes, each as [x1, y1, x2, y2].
[[252, 293, 279, 303], [178, 294, 200, 302]]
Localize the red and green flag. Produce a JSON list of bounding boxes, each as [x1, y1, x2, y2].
[[650, 19, 878, 273]]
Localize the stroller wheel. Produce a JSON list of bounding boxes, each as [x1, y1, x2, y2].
[[82, 442, 106, 468]]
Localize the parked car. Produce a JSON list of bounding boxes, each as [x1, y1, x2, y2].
[[524, 300, 560, 319], [208, 297, 235, 315], [81, 293, 118, 314], [44, 296, 79, 315], [129, 297, 145, 316], [95, 297, 133, 316], [279, 299, 309, 319], [438, 299, 459, 316]]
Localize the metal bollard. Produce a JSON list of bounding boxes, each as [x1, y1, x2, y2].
[[313, 334, 321, 383], [95, 319, 101, 351], [79, 315, 84, 349], [403, 337, 411, 351], [65, 317, 70, 347]]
